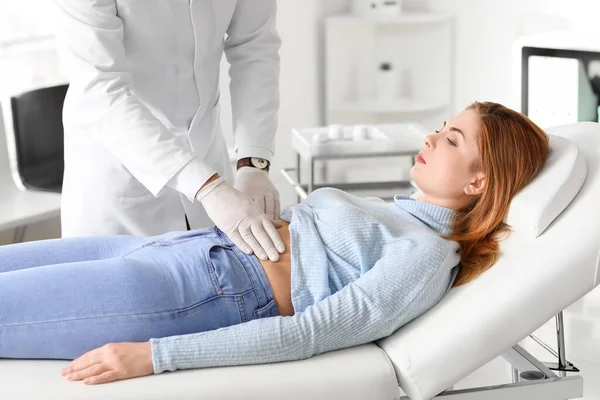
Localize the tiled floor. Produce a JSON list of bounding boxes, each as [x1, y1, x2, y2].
[[454, 285, 600, 399]]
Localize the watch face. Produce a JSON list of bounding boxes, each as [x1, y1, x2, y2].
[[252, 158, 269, 169]]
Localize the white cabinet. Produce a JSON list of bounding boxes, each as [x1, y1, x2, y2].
[[325, 12, 454, 131]]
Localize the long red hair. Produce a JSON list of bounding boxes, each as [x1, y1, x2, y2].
[[448, 102, 550, 287]]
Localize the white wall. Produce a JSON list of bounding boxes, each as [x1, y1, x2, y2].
[[423, 0, 600, 113]]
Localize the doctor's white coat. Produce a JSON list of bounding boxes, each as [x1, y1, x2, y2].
[[55, 0, 280, 236]]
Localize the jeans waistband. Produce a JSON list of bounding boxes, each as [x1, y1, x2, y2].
[[214, 227, 276, 311]]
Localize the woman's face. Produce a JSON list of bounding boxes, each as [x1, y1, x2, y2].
[[410, 109, 487, 210]]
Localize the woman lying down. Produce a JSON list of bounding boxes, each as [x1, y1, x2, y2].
[[0, 102, 549, 384]]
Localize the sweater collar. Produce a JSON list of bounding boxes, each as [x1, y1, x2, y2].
[[393, 195, 456, 236]]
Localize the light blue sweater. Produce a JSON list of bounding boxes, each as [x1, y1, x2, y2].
[[150, 188, 460, 373]]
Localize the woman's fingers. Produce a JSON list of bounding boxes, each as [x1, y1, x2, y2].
[[65, 363, 108, 382], [61, 349, 102, 376], [61, 342, 154, 385], [83, 370, 119, 385]]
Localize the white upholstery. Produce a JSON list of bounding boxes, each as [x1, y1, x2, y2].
[[378, 122, 600, 400], [0, 345, 398, 400], [1, 122, 599, 400], [507, 134, 587, 238]]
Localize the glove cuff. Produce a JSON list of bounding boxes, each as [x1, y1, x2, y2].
[[195, 176, 226, 202]]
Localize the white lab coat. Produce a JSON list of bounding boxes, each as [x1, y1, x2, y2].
[[55, 0, 280, 236]]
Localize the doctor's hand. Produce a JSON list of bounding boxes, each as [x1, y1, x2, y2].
[[60, 343, 153, 385], [197, 175, 285, 262], [234, 167, 281, 220]]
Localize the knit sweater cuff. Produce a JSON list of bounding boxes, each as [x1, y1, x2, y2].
[[150, 338, 174, 374]]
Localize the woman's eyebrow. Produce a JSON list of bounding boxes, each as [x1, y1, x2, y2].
[[449, 126, 466, 140]]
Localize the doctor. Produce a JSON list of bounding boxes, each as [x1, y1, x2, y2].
[[54, 0, 285, 261]]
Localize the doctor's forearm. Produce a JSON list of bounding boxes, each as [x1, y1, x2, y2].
[[226, 0, 281, 159]]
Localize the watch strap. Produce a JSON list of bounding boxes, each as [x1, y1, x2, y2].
[[237, 157, 270, 172]]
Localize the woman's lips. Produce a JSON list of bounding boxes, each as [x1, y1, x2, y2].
[[416, 154, 426, 164]]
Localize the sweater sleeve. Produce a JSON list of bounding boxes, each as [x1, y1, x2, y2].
[[150, 240, 443, 373]]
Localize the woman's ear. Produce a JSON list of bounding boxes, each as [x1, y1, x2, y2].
[[464, 173, 486, 196]]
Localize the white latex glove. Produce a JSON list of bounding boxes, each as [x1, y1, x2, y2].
[[234, 167, 281, 220], [196, 177, 285, 262]]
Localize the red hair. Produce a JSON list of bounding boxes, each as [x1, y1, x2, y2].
[[448, 102, 550, 287]]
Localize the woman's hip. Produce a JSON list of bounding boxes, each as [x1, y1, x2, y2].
[[0, 227, 279, 359]]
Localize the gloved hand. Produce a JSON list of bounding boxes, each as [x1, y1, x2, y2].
[[234, 167, 281, 220], [196, 176, 285, 262]]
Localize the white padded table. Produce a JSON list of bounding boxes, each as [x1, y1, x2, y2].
[[0, 344, 398, 400]]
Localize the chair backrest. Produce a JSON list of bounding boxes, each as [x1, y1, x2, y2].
[[7, 84, 68, 193]]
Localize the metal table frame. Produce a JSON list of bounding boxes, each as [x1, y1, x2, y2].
[[281, 152, 418, 202], [422, 311, 582, 400]]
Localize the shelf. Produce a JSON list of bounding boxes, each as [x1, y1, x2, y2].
[[327, 12, 453, 27], [333, 98, 449, 114], [0, 35, 56, 58]]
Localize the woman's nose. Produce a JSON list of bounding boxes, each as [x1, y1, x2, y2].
[[424, 135, 433, 149]]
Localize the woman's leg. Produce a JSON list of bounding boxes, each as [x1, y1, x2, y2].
[[0, 235, 151, 273], [0, 227, 277, 360]]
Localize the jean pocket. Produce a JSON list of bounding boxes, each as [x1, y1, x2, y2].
[[253, 298, 279, 319], [209, 241, 259, 294]]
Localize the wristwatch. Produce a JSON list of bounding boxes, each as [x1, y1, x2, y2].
[[237, 157, 271, 172]]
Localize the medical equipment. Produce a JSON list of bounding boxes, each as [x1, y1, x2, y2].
[[377, 62, 398, 101], [282, 123, 427, 200], [515, 31, 600, 127], [1, 121, 599, 400], [352, 0, 403, 18]]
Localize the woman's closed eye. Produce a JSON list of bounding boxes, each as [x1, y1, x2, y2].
[[446, 138, 456, 146]]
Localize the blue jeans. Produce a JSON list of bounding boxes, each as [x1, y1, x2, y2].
[[0, 227, 278, 360]]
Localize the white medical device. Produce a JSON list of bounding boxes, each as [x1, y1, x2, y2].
[[514, 31, 600, 127], [352, 0, 403, 18]]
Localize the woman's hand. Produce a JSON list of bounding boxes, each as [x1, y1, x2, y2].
[[60, 342, 154, 384]]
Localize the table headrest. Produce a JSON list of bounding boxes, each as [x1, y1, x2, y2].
[[506, 133, 587, 237]]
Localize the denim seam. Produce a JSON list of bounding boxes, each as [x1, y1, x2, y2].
[[204, 246, 224, 295], [177, 289, 253, 314], [0, 291, 255, 328], [236, 296, 248, 323], [215, 228, 230, 244], [253, 298, 277, 318], [230, 248, 263, 307], [122, 241, 157, 257]]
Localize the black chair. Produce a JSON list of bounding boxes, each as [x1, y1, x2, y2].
[[7, 84, 68, 193]]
